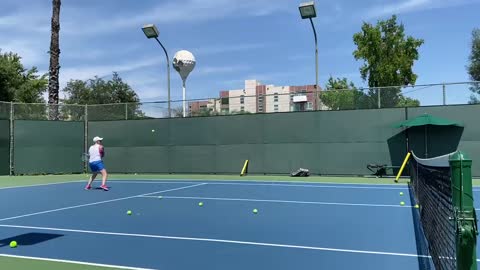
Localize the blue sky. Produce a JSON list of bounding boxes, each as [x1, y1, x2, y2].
[[0, 0, 478, 105]]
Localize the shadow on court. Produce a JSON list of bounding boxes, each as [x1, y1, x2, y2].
[[0, 232, 63, 247]]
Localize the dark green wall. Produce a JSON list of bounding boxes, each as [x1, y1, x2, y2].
[[13, 121, 84, 174], [88, 108, 407, 175], [0, 120, 9, 175]]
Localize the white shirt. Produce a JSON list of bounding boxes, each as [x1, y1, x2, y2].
[[88, 144, 103, 163]]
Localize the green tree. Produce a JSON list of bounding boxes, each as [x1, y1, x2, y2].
[[321, 77, 369, 110], [62, 72, 144, 120], [0, 50, 48, 119], [468, 28, 480, 104], [353, 15, 423, 108], [397, 96, 420, 107]]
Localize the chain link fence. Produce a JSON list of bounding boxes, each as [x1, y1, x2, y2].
[[0, 81, 478, 121]]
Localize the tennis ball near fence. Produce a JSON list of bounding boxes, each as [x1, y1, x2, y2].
[[198, 202, 204, 207], [414, 204, 420, 209], [399, 192, 404, 196], [127, 210, 132, 215], [151, 129, 155, 133], [253, 209, 258, 214], [400, 202, 405, 206], [9, 241, 17, 248]]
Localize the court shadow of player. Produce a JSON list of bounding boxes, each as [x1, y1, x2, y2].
[[0, 233, 63, 248]]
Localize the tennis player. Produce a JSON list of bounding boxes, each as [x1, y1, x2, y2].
[[85, 136, 109, 191]]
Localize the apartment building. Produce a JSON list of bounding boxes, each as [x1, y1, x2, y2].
[[190, 80, 322, 115]]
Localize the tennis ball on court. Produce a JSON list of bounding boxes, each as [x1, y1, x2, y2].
[[253, 209, 258, 214], [158, 196, 163, 199], [127, 210, 132, 215], [9, 241, 17, 248], [414, 204, 420, 209], [399, 192, 404, 196], [198, 202, 204, 207], [400, 201, 405, 206]]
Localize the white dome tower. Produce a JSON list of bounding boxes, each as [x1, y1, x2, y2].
[[173, 50, 196, 117]]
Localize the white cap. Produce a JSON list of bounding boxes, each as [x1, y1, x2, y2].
[[93, 136, 103, 142]]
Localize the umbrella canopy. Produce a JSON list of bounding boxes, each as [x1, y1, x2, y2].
[[393, 114, 463, 129], [393, 114, 463, 158]]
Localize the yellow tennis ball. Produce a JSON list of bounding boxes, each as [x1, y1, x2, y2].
[[151, 129, 155, 132], [400, 201, 405, 206], [198, 202, 204, 207], [127, 210, 132, 215], [10, 241, 17, 248], [414, 204, 419, 209], [399, 192, 404, 196]]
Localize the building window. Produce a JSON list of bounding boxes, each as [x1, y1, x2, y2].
[[274, 104, 279, 112], [307, 102, 313, 110], [240, 106, 245, 112], [240, 95, 245, 104], [221, 98, 229, 105]]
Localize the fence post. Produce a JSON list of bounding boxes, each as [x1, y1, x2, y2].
[[125, 103, 128, 120], [9, 102, 14, 176], [84, 104, 88, 174], [443, 84, 447, 105], [377, 88, 381, 109]]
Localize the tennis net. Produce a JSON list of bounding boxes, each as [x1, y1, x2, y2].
[[410, 152, 456, 270]]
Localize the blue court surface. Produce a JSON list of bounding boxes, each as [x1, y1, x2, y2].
[[0, 179, 479, 269]]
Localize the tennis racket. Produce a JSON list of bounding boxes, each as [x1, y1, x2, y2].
[[81, 153, 90, 162]]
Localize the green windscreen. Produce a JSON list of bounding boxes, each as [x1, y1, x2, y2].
[[13, 120, 84, 174]]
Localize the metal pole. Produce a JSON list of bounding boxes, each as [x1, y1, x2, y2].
[[154, 37, 171, 118], [84, 104, 88, 174], [125, 103, 128, 120], [442, 84, 446, 105], [309, 18, 319, 111], [377, 88, 381, 109], [182, 81, 186, 117], [9, 102, 14, 176]]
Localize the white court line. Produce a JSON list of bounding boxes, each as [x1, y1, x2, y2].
[[111, 180, 408, 190], [140, 195, 413, 208], [0, 254, 156, 270], [0, 180, 84, 191], [111, 178, 408, 187], [0, 224, 430, 259], [0, 183, 206, 222]]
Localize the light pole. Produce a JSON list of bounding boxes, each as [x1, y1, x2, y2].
[[142, 24, 171, 118], [299, 1, 319, 110]]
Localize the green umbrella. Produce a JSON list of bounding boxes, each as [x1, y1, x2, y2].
[[393, 114, 463, 158]]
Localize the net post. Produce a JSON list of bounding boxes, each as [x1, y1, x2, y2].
[[450, 151, 478, 270]]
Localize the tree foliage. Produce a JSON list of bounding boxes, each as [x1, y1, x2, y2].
[[353, 15, 422, 108], [62, 72, 144, 120], [468, 28, 480, 104], [321, 77, 368, 110], [0, 50, 48, 120]]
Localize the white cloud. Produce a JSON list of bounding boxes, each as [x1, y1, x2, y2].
[[194, 43, 268, 55], [58, 58, 161, 88], [365, 0, 480, 19], [60, 0, 293, 35], [196, 65, 250, 75], [0, 40, 49, 68]]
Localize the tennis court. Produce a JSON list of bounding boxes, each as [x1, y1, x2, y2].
[[0, 175, 473, 270]]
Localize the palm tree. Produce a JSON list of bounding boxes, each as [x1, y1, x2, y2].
[[48, 0, 61, 120]]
